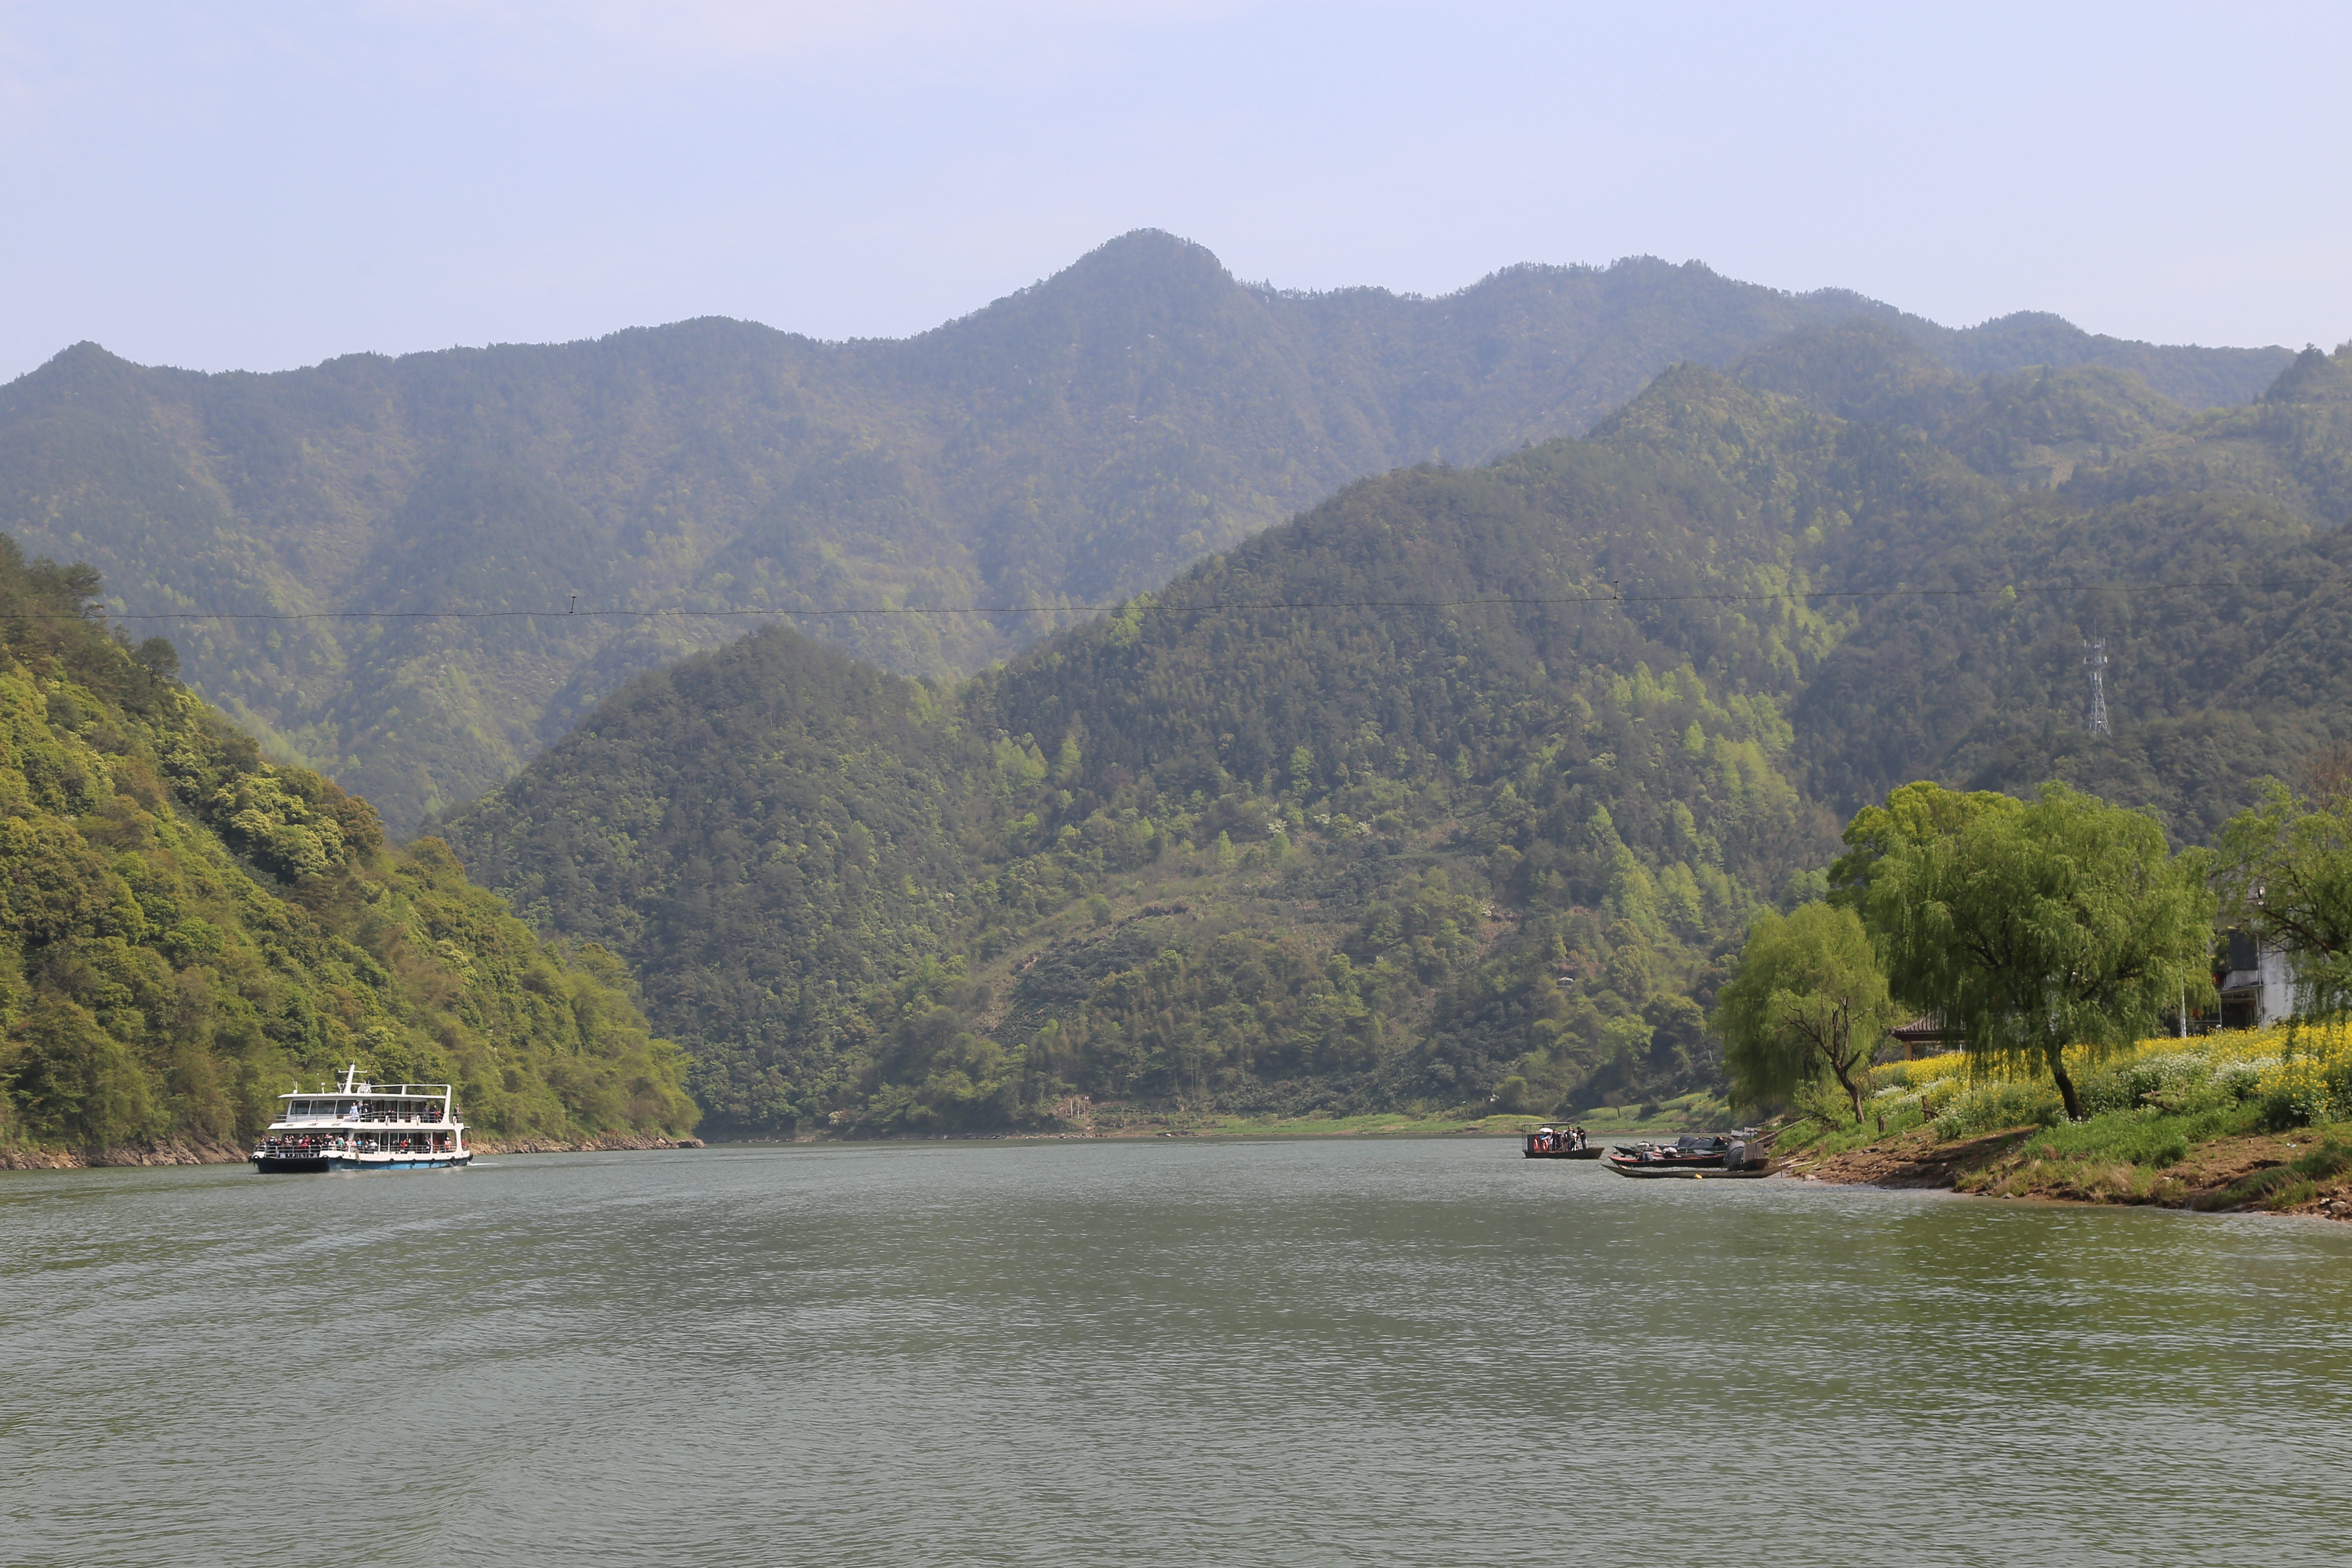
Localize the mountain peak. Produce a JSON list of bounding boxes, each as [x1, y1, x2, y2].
[[1037, 228, 1239, 304], [0, 340, 154, 414], [2263, 343, 2352, 404]]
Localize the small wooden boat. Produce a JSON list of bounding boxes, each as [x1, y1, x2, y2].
[[1606, 1135, 1730, 1169], [1605, 1157, 1772, 1180], [1521, 1126, 1603, 1160], [1605, 1131, 1771, 1179]]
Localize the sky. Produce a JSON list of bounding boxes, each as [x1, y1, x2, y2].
[[3, 0, 2349, 383]]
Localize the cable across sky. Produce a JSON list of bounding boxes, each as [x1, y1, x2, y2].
[[12, 572, 2348, 624]]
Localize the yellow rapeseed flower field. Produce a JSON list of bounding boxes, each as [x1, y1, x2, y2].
[[1874, 1023, 2352, 1126]]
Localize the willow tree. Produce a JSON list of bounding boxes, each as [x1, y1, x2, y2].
[[1827, 779, 2022, 908], [1863, 782, 2214, 1122], [1715, 902, 1898, 1123]]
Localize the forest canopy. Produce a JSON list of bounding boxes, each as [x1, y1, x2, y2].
[[0, 234, 2287, 833], [0, 539, 696, 1157], [442, 340, 2352, 1137]]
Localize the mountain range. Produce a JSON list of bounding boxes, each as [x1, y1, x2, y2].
[[439, 324, 2352, 1137], [0, 231, 2291, 833], [5, 231, 2337, 1150]]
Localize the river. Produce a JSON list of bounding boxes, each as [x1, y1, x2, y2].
[[6, 1136, 2350, 1565]]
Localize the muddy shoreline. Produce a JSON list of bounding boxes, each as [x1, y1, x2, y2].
[[1782, 1123, 2352, 1220]]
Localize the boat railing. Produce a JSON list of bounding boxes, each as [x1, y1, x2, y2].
[[256, 1133, 461, 1155]]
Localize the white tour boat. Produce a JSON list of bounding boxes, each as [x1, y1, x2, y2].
[[251, 1065, 472, 1173]]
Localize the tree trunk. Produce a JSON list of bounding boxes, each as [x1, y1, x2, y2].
[[2046, 1043, 2084, 1122], [1828, 1000, 1867, 1124], [1831, 1061, 1866, 1124]]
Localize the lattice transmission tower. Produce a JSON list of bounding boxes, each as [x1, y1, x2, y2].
[[2082, 638, 2110, 735]]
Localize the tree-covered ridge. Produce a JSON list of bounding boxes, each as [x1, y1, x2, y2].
[[1727, 317, 2197, 491], [0, 541, 695, 1155], [1785, 340, 2352, 836], [445, 378, 1888, 1135], [0, 231, 2288, 831], [445, 337, 2352, 1139], [2070, 341, 2352, 526], [434, 627, 989, 1132]]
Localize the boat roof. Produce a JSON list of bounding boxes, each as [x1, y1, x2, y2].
[[281, 1064, 453, 1099], [280, 1084, 452, 1098]]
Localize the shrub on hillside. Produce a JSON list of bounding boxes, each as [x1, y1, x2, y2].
[[1934, 1079, 2065, 1139], [2074, 1049, 2263, 1118]]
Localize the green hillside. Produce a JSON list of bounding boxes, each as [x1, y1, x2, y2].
[[443, 338, 2352, 1139], [1784, 341, 2352, 838], [445, 412, 1849, 1133], [0, 231, 2288, 832], [0, 542, 696, 1160]]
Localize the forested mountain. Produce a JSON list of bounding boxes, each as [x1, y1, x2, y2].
[[0, 230, 2288, 832], [0, 542, 695, 1159], [1771, 339, 2352, 840], [442, 336, 2352, 1139]]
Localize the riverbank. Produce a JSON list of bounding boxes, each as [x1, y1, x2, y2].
[[1784, 1121, 2352, 1217], [1005, 1088, 1733, 1142], [0, 1137, 246, 1170], [1774, 1026, 2352, 1219]]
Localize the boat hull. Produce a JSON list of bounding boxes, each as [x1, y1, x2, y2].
[[1608, 1147, 1725, 1168], [252, 1152, 471, 1173], [1605, 1157, 1770, 1180], [1521, 1146, 1605, 1160], [253, 1154, 333, 1174]]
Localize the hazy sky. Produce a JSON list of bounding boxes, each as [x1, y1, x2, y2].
[[4, 1, 2347, 383]]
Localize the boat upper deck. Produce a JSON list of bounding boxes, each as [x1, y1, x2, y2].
[[269, 1072, 462, 1132]]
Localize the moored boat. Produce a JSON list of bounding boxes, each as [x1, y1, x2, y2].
[[1521, 1125, 1603, 1159], [1604, 1132, 1770, 1179], [1606, 1134, 1730, 1169], [251, 1065, 472, 1173], [1604, 1158, 1773, 1180]]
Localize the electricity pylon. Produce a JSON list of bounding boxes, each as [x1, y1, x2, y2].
[[2082, 638, 2110, 735]]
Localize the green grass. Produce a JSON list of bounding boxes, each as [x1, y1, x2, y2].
[[1775, 1099, 1941, 1158], [1073, 1090, 1734, 1142], [1554, 1091, 1733, 1135], [2018, 1104, 2261, 1169], [2194, 1139, 2352, 1212]]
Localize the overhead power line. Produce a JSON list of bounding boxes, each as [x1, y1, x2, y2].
[[9, 572, 2349, 624]]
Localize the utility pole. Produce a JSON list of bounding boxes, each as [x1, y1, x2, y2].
[[2082, 638, 2110, 736]]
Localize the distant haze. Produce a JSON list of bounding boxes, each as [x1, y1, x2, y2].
[[2, 1, 2348, 382], [0, 227, 2301, 833]]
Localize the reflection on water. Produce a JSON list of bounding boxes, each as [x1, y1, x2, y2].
[[5, 1139, 2351, 1566]]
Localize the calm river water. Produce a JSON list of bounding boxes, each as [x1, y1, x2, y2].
[[6, 1137, 2351, 1565]]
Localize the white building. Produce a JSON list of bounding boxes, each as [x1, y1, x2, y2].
[[2217, 929, 2294, 1030]]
